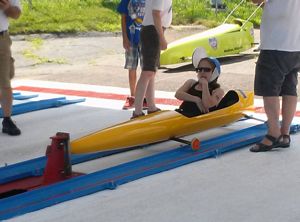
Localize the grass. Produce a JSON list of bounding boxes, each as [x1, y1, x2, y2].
[[10, 0, 120, 34], [172, 0, 262, 28], [9, 0, 262, 34], [21, 37, 67, 65]]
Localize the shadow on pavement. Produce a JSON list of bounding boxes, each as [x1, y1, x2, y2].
[[161, 53, 258, 74]]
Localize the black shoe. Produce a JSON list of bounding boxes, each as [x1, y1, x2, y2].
[[2, 118, 21, 136], [278, 135, 291, 148], [249, 134, 280, 152]]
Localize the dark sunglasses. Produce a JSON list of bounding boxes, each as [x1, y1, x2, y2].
[[195, 67, 212, 73]]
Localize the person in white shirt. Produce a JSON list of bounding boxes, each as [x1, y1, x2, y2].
[[250, 0, 300, 152], [132, 0, 172, 118], [0, 0, 21, 135]]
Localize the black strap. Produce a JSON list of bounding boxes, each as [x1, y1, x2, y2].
[[265, 134, 278, 143]]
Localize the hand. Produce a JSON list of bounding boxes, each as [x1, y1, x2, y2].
[[0, 0, 10, 11], [160, 38, 168, 50], [123, 38, 130, 51], [198, 77, 208, 86], [195, 97, 209, 113]]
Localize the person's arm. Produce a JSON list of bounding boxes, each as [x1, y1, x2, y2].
[[175, 79, 198, 102], [175, 79, 208, 113], [120, 14, 130, 51], [152, 10, 167, 50], [199, 78, 224, 109], [0, 0, 21, 19], [205, 88, 224, 108]]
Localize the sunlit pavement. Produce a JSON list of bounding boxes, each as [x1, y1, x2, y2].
[[2, 80, 300, 222]]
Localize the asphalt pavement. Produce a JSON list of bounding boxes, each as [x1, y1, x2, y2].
[[4, 27, 300, 222], [11, 26, 262, 95]]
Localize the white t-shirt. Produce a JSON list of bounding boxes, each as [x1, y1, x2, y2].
[[260, 0, 300, 51], [0, 0, 21, 31], [142, 0, 172, 28]]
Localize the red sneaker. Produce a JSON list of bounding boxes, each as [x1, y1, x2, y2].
[[122, 96, 135, 110], [142, 98, 148, 110]]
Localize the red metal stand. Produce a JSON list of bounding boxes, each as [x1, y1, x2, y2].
[[43, 132, 72, 185], [0, 132, 83, 198]]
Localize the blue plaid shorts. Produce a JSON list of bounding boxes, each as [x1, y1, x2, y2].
[[125, 44, 142, 70]]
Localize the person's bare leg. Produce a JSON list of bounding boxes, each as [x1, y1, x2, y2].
[[145, 76, 157, 111], [134, 70, 154, 115], [260, 96, 281, 145], [0, 87, 13, 117], [281, 95, 297, 138], [128, 69, 137, 97]]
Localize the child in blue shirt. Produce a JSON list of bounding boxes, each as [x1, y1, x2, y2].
[[117, 0, 146, 110]]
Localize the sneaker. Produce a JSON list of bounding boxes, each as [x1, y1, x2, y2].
[[142, 98, 148, 110], [122, 96, 135, 110], [2, 118, 21, 136]]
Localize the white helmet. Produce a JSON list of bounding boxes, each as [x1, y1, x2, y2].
[[192, 47, 221, 83]]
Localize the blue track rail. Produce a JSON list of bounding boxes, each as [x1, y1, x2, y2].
[[13, 94, 39, 100], [0, 97, 85, 117], [0, 147, 139, 184], [0, 123, 299, 220]]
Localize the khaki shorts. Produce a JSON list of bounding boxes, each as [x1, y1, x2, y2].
[[0, 32, 15, 88]]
